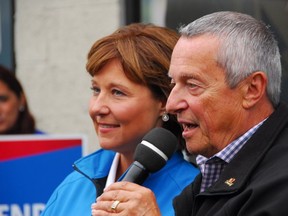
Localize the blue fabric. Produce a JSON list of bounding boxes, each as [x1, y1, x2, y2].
[[34, 129, 45, 134], [41, 149, 199, 216]]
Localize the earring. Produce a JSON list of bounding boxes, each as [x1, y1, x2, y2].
[[162, 112, 169, 122], [19, 105, 25, 112]]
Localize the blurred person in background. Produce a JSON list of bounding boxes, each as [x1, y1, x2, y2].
[[41, 23, 199, 216], [0, 65, 44, 134]]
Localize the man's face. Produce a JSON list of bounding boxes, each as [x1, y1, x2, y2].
[[166, 35, 245, 157]]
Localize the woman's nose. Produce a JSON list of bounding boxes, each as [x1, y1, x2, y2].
[[89, 96, 110, 116]]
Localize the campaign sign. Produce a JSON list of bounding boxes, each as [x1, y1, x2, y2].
[[0, 135, 85, 216]]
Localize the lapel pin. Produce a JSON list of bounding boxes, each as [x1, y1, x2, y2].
[[225, 178, 236, 186]]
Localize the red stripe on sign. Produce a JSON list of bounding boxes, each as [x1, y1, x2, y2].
[[0, 139, 82, 161]]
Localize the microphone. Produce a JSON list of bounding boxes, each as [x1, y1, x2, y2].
[[121, 127, 178, 185]]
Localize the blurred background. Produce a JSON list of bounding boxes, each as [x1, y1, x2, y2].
[[1, 0, 287, 155]]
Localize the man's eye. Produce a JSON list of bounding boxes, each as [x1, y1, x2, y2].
[[187, 81, 200, 89]]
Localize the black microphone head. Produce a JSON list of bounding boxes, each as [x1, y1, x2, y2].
[[134, 127, 178, 173]]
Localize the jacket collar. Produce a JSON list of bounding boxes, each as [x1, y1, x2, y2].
[[73, 149, 116, 179]]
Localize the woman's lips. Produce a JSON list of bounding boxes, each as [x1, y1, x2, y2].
[[97, 123, 120, 133]]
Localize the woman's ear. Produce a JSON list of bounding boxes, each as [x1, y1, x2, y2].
[[159, 99, 167, 115], [242, 71, 267, 109], [19, 93, 26, 110]]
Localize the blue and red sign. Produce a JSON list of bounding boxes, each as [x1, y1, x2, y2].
[[0, 135, 85, 216]]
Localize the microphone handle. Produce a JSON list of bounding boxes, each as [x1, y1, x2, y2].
[[122, 161, 150, 185]]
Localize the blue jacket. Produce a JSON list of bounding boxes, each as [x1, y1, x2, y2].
[[41, 149, 199, 216]]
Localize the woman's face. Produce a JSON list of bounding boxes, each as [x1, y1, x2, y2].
[[89, 59, 165, 155], [0, 80, 23, 133]]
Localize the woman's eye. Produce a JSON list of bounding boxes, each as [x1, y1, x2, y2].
[[0, 95, 9, 102], [112, 89, 125, 96], [90, 86, 100, 95]]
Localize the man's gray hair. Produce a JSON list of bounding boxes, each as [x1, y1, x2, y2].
[[179, 11, 281, 107]]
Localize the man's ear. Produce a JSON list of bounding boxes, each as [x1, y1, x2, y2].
[[242, 71, 267, 109]]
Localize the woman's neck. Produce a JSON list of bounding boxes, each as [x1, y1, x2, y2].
[[116, 153, 134, 180]]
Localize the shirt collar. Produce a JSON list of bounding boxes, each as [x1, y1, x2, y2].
[[105, 153, 120, 188], [197, 119, 266, 166]]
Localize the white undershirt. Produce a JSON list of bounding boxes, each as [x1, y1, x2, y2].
[[105, 153, 120, 188]]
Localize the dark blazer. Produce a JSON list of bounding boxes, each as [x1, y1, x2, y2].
[[173, 102, 288, 216]]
